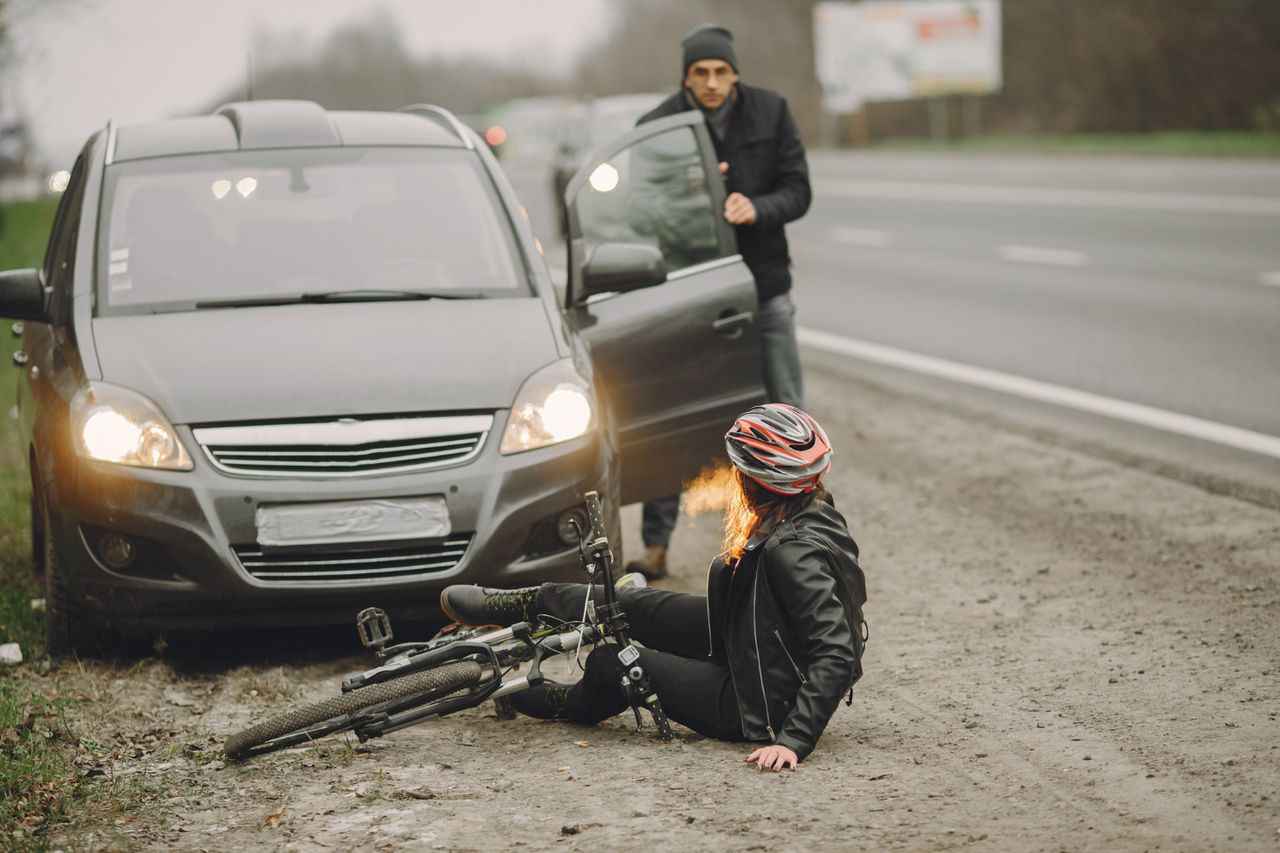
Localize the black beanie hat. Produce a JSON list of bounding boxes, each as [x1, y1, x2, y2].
[[681, 24, 738, 77]]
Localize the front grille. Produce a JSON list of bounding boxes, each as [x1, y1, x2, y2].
[[205, 433, 483, 475], [234, 535, 473, 582], [192, 415, 492, 478]]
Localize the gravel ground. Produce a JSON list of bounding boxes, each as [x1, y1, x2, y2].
[[28, 359, 1280, 852]]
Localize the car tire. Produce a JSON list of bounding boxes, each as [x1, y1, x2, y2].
[[30, 489, 44, 579], [41, 495, 106, 659]]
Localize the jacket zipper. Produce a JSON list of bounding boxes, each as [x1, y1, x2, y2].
[[704, 557, 716, 658], [713, 556, 749, 738], [773, 629, 807, 684], [752, 569, 775, 740]]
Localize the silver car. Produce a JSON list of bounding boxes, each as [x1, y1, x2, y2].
[[0, 100, 764, 655]]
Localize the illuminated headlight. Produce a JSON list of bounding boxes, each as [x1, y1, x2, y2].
[[500, 359, 594, 454], [71, 382, 193, 470]]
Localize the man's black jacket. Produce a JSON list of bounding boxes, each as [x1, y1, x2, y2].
[[638, 83, 812, 301], [705, 494, 866, 760]]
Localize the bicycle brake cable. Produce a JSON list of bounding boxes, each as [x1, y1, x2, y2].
[[572, 587, 596, 671]]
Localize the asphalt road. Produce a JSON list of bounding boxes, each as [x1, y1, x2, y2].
[[792, 151, 1280, 440], [507, 150, 1280, 490]]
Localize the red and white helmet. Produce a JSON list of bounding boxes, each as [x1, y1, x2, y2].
[[724, 403, 833, 496]]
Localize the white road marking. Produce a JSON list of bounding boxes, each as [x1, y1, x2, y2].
[[999, 245, 1089, 267], [1261, 271, 1280, 287], [825, 180, 1280, 217], [831, 227, 892, 248], [798, 326, 1280, 460]]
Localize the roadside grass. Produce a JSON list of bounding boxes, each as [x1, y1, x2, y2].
[[0, 678, 79, 847], [0, 198, 88, 851], [873, 130, 1280, 158], [0, 198, 54, 658]]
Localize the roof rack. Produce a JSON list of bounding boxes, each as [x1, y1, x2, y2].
[[398, 104, 474, 150], [104, 119, 118, 165]]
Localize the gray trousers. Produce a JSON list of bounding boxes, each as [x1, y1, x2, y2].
[[641, 292, 804, 548]]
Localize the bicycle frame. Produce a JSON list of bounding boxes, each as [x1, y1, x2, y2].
[[337, 489, 672, 744], [348, 622, 609, 741]]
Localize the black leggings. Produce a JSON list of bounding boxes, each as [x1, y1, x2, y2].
[[536, 582, 746, 742]]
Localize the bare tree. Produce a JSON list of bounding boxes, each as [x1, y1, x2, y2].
[[200, 9, 568, 118], [859, 0, 1280, 140]]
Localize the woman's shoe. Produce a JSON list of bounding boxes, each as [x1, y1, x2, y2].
[[509, 680, 575, 720], [439, 585, 540, 626]]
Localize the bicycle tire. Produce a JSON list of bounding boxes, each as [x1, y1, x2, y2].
[[224, 659, 484, 759]]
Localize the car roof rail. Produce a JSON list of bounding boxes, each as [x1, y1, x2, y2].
[[104, 118, 118, 165], [399, 104, 474, 150]]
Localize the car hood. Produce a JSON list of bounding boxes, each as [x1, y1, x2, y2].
[[92, 299, 559, 424]]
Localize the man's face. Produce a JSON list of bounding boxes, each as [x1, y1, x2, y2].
[[684, 59, 738, 110]]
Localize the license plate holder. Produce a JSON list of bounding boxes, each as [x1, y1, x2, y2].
[[255, 496, 451, 549]]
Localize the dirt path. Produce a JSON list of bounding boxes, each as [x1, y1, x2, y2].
[[33, 360, 1280, 852]]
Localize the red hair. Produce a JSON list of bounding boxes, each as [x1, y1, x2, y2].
[[722, 467, 826, 564]]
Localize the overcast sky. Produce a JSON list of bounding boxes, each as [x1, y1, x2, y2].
[[6, 0, 613, 166]]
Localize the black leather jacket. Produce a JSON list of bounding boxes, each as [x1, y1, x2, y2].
[[705, 494, 865, 760]]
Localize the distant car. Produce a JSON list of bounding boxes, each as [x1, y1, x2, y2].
[[552, 94, 666, 237], [0, 99, 764, 655], [480, 96, 576, 162]]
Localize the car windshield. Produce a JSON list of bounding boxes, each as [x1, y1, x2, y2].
[[99, 147, 529, 313]]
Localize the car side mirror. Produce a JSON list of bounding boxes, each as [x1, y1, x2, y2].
[[579, 243, 667, 300], [0, 269, 48, 322]]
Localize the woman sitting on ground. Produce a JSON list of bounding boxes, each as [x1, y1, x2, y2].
[[440, 403, 867, 771]]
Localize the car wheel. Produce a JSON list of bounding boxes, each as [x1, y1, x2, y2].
[[41, 494, 104, 659], [30, 489, 44, 578]]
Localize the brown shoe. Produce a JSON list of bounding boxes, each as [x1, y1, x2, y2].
[[624, 544, 668, 581]]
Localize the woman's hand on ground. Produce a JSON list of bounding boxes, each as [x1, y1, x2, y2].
[[744, 745, 798, 772]]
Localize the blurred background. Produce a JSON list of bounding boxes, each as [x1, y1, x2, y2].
[[2, 0, 1279, 181], [1, 0, 1279, 454]]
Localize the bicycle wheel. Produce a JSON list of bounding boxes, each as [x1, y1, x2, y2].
[[224, 659, 483, 759]]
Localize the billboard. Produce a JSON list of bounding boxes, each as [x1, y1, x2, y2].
[[815, 0, 1002, 112]]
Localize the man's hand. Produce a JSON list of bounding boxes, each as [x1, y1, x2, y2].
[[724, 192, 756, 225], [744, 745, 798, 772]]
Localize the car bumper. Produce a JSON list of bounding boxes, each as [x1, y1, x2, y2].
[[50, 425, 611, 631]]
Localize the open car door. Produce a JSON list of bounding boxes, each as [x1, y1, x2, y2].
[[563, 111, 766, 504]]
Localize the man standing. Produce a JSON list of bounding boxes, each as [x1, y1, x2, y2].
[[626, 23, 813, 581]]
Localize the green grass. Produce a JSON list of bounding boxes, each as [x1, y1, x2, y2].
[[0, 198, 67, 852], [0, 198, 55, 657], [0, 199, 57, 270], [873, 130, 1280, 158], [0, 678, 79, 846]]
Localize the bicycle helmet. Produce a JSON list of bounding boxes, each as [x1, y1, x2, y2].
[[724, 403, 833, 495]]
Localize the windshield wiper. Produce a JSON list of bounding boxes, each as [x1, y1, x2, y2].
[[195, 295, 307, 309], [300, 289, 477, 302], [195, 290, 479, 310]]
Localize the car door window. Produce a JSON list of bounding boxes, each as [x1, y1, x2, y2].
[[562, 112, 764, 502], [574, 125, 723, 275], [44, 153, 87, 321]]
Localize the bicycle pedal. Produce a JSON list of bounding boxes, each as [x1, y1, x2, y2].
[[356, 607, 393, 652]]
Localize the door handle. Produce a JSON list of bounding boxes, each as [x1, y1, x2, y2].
[[11, 351, 28, 368], [712, 310, 753, 339]]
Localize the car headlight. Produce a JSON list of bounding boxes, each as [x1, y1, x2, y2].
[[500, 359, 594, 454], [71, 382, 193, 470]]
